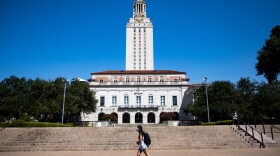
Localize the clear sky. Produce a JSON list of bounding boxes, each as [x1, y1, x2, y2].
[[0, 0, 280, 84]]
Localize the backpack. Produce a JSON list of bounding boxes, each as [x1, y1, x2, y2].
[[143, 132, 151, 146]]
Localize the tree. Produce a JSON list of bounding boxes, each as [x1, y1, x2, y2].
[[64, 78, 97, 122], [0, 76, 32, 121], [255, 81, 280, 120], [185, 81, 238, 122], [184, 86, 208, 121], [256, 25, 280, 84], [27, 78, 49, 121], [235, 77, 258, 120], [0, 76, 97, 123]]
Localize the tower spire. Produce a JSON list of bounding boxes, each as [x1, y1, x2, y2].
[[133, 0, 147, 19]]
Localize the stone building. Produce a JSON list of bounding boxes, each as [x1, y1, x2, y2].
[[82, 0, 193, 124]]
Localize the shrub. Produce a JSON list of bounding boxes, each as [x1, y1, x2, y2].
[[160, 112, 176, 122], [100, 114, 118, 121], [201, 120, 233, 125], [0, 120, 73, 127]]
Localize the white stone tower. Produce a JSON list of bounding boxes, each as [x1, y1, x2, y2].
[[126, 0, 154, 70]]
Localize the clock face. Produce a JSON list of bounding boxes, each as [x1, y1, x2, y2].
[[135, 16, 143, 22]]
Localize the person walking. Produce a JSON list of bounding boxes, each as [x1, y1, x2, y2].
[[136, 125, 151, 156]]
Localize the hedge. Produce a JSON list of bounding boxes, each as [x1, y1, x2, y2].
[[0, 120, 73, 127], [201, 120, 233, 125]]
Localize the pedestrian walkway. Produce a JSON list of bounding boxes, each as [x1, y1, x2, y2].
[[1, 149, 280, 156]]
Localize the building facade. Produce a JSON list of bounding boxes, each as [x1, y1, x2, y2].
[[83, 0, 192, 124]]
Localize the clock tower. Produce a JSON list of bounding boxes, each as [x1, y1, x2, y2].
[[126, 0, 154, 70]]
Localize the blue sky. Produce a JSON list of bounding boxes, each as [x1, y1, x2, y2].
[[0, 0, 280, 84]]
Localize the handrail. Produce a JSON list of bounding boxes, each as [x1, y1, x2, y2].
[[239, 114, 280, 141], [271, 125, 280, 131], [270, 125, 280, 140], [237, 119, 265, 148], [255, 118, 279, 140]]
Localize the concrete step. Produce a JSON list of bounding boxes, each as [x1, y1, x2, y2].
[[0, 125, 255, 151]]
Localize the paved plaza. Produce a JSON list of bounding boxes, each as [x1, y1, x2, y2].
[[1, 149, 280, 156]]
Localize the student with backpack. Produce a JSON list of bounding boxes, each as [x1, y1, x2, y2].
[[136, 125, 151, 156]]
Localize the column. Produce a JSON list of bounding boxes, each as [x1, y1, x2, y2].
[[118, 113, 122, 124], [143, 112, 147, 124], [131, 112, 135, 124], [155, 112, 160, 124]]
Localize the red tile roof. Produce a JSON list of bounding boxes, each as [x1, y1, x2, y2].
[[91, 70, 186, 75]]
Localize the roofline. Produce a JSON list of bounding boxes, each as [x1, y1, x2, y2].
[[91, 70, 186, 75]]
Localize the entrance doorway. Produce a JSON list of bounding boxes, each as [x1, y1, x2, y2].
[[98, 113, 105, 121], [147, 112, 155, 123], [123, 113, 130, 123], [135, 112, 143, 123]]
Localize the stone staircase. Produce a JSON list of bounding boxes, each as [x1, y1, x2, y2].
[[0, 126, 255, 151]]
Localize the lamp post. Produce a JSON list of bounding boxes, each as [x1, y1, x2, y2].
[[61, 82, 66, 124], [76, 78, 89, 126], [61, 78, 88, 125], [204, 77, 210, 122]]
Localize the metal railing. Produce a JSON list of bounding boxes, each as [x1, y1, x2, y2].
[[270, 125, 280, 140], [237, 119, 265, 148], [248, 117, 280, 141]]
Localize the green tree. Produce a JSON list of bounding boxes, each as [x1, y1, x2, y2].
[[0, 76, 32, 121], [235, 77, 257, 120], [185, 81, 238, 122], [184, 86, 208, 121], [0, 76, 97, 123], [256, 25, 280, 84], [255, 81, 280, 120], [64, 78, 97, 122], [27, 78, 56, 122]]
